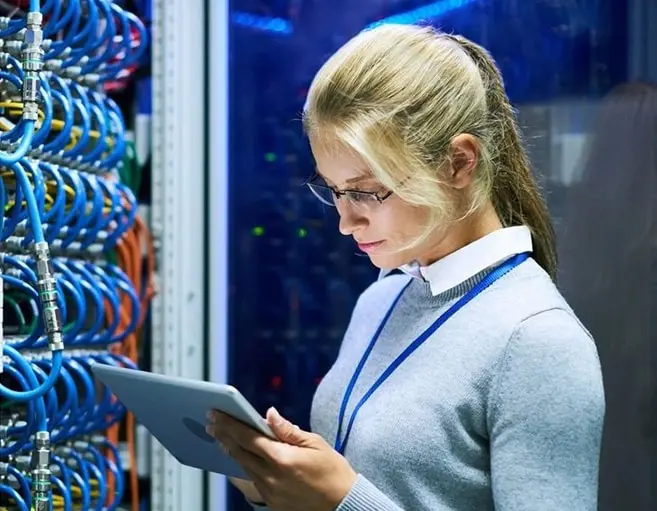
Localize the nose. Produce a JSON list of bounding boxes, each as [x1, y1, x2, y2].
[[337, 202, 368, 236]]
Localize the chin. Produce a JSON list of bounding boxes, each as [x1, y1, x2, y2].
[[366, 253, 410, 271]]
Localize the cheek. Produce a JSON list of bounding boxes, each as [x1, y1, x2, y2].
[[365, 204, 432, 269], [378, 202, 430, 243]]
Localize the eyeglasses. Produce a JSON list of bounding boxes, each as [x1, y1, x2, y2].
[[306, 173, 394, 209]]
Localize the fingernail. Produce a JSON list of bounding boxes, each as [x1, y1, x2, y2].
[[205, 425, 214, 435], [269, 406, 283, 426]]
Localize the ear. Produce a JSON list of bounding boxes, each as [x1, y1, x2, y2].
[[447, 134, 479, 189]]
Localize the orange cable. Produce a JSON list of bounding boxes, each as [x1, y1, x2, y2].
[[98, 197, 156, 511]]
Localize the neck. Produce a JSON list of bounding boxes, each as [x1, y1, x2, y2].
[[417, 202, 503, 266]]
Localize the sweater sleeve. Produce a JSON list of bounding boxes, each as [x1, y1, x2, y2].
[[336, 474, 404, 511], [488, 308, 605, 511], [249, 477, 405, 511]]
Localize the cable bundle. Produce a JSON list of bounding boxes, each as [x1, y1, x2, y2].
[[0, 1, 151, 510]]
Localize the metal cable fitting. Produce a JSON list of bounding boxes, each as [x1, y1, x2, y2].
[[30, 431, 51, 511], [21, 10, 43, 120], [34, 242, 64, 351]]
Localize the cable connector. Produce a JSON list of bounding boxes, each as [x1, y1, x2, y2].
[[23, 12, 43, 68], [44, 59, 62, 72], [0, 257, 3, 374], [14, 455, 31, 472], [33, 241, 64, 352], [21, 11, 43, 121], [91, 434, 105, 447], [2, 40, 20, 56], [73, 440, 90, 451], [22, 101, 38, 121], [81, 73, 100, 87], [40, 38, 51, 53], [30, 431, 51, 511], [62, 65, 81, 79]]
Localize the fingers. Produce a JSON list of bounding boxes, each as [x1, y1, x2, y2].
[[217, 436, 270, 477], [206, 411, 279, 460], [266, 407, 308, 446]]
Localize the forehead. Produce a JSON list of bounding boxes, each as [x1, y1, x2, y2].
[[309, 135, 375, 186]]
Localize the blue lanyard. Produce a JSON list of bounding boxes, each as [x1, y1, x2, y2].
[[334, 252, 531, 455]]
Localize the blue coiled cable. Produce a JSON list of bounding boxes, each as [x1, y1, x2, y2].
[[51, 473, 72, 511], [0, 365, 36, 456], [6, 464, 31, 507], [1, 1, 147, 506], [0, 484, 29, 511]]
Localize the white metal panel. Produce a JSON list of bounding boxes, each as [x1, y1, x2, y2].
[[208, 0, 230, 510], [150, 0, 207, 509]]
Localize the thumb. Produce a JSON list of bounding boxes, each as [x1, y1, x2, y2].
[[266, 407, 311, 446]]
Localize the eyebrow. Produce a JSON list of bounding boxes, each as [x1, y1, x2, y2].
[[345, 175, 373, 185], [315, 169, 375, 187]]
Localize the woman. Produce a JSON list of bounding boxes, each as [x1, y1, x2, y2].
[[558, 82, 657, 511], [206, 24, 605, 511]]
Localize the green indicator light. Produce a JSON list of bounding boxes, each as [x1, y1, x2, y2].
[[264, 152, 277, 162], [297, 228, 307, 238], [252, 226, 265, 236]]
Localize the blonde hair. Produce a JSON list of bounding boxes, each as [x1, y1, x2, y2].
[[303, 24, 557, 280]]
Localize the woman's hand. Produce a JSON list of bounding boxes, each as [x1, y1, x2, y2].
[[206, 407, 357, 511]]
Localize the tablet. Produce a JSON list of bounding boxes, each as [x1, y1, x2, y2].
[[92, 363, 275, 479]]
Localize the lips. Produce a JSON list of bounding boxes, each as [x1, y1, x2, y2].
[[357, 240, 384, 253]]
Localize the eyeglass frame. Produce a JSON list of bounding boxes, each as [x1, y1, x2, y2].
[[305, 173, 395, 207]]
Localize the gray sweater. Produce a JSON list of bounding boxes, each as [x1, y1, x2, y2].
[[255, 257, 605, 510]]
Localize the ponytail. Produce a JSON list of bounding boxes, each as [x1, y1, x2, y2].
[[445, 35, 558, 280]]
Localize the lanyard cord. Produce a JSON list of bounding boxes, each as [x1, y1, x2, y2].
[[334, 252, 531, 455]]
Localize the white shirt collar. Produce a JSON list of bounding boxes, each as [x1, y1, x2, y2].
[[379, 226, 533, 296]]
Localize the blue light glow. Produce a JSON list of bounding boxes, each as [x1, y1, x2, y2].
[[231, 11, 294, 36], [366, 0, 478, 29], [231, 0, 477, 37]]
